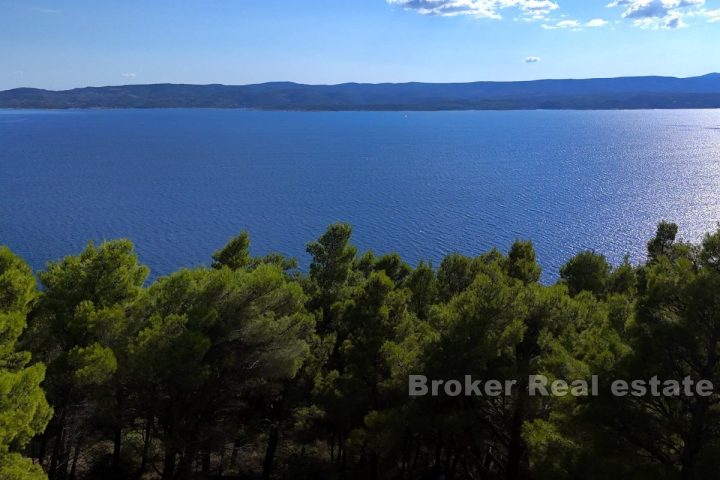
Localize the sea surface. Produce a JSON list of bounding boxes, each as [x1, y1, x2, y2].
[[1, 109, 719, 282]]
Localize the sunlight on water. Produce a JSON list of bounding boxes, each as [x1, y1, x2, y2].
[[1, 109, 719, 282]]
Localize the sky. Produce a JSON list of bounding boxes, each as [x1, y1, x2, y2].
[[0, 0, 718, 90]]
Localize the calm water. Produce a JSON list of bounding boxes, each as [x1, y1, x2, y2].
[[1, 109, 719, 282]]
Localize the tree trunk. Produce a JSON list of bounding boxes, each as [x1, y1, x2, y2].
[[339, 433, 346, 470], [161, 447, 177, 480], [218, 444, 226, 477], [506, 383, 528, 480], [201, 451, 211, 474], [449, 451, 460, 480], [230, 439, 241, 472], [112, 425, 122, 470], [38, 432, 48, 467], [400, 430, 410, 479], [112, 389, 125, 472], [507, 330, 536, 480], [177, 446, 197, 480], [139, 416, 153, 475], [370, 452, 379, 480], [412, 435, 421, 471], [680, 396, 710, 480], [49, 420, 69, 480], [262, 426, 280, 480], [433, 430, 444, 476], [68, 436, 83, 480], [48, 419, 64, 479]]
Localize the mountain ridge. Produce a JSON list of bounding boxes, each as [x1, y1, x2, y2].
[[2, 74, 720, 110]]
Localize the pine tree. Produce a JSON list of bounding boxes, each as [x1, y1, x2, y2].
[[0, 247, 52, 480]]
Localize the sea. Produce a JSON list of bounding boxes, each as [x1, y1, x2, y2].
[[2, 108, 719, 282]]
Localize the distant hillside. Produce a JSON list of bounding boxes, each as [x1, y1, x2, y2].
[[2, 74, 720, 110]]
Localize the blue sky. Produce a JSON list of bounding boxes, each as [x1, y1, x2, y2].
[[1, 0, 718, 89]]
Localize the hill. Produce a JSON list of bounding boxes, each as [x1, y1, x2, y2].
[[2, 73, 720, 110]]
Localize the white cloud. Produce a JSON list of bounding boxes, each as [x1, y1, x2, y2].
[[664, 13, 687, 27], [386, 0, 559, 20], [33, 7, 60, 14], [607, 0, 705, 28], [623, 0, 671, 19], [121, 73, 137, 79], [388, 0, 708, 29], [521, 0, 560, 19], [525, 56, 542, 62], [556, 19, 581, 27], [703, 8, 720, 21], [586, 18, 610, 26], [542, 18, 608, 29]]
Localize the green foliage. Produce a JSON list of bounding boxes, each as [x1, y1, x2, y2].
[[0, 248, 36, 315], [406, 260, 437, 319], [612, 230, 720, 477], [429, 261, 526, 375], [128, 263, 314, 477], [68, 343, 118, 386], [559, 250, 611, 297], [307, 222, 357, 297], [38, 240, 148, 312], [25, 240, 148, 480], [609, 255, 637, 295], [0, 247, 52, 480], [647, 220, 679, 261], [507, 240, 542, 284], [700, 227, 720, 270], [373, 253, 412, 285], [13, 221, 720, 479], [211, 230, 251, 270], [0, 453, 49, 480], [436, 253, 481, 301]]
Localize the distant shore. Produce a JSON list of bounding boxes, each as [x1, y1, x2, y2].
[[2, 73, 720, 110]]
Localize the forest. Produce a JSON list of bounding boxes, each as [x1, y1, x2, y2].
[[2, 221, 720, 480]]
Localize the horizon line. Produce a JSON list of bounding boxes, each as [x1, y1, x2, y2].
[[4, 72, 720, 93]]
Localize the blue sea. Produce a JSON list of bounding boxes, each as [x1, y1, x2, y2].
[[1, 109, 719, 282]]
